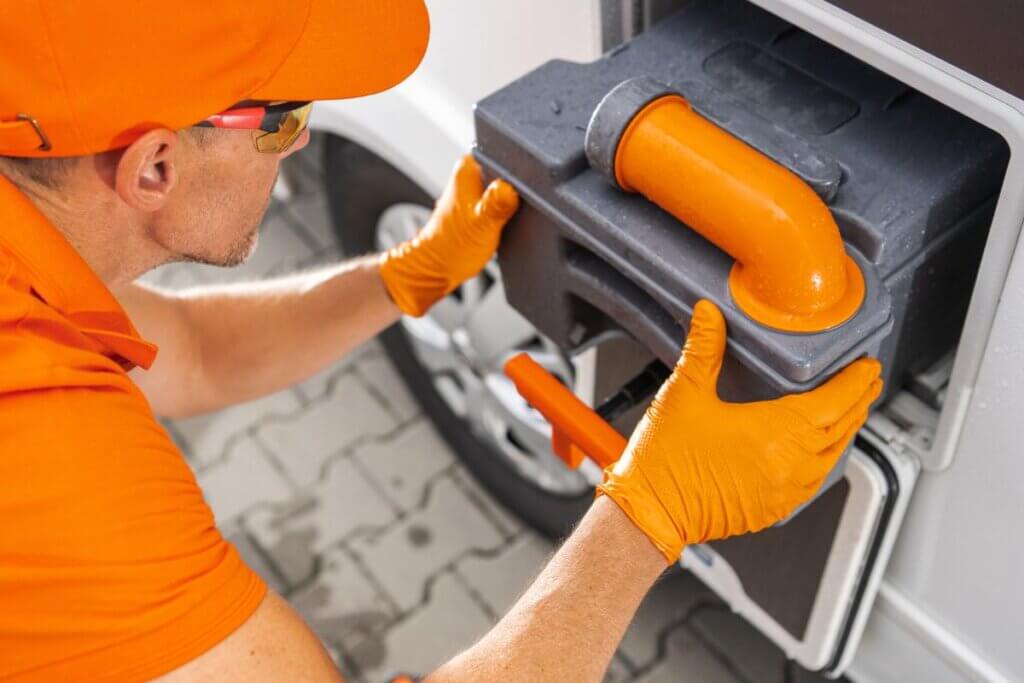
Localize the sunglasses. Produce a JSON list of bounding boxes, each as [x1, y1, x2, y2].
[[195, 100, 313, 153]]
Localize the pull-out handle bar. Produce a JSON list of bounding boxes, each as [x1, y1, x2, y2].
[[504, 353, 667, 471]]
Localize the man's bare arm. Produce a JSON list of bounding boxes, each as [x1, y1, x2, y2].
[[429, 496, 666, 681], [116, 255, 400, 418]]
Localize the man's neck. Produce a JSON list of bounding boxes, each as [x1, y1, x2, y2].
[[14, 177, 167, 288]]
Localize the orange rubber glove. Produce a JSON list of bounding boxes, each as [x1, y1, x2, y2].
[[597, 300, 883, 564], [379, 154, 520, 317]]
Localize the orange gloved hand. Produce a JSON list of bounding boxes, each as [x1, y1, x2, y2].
[[597, 300, 883, 564], [379, 154, 520, 317]]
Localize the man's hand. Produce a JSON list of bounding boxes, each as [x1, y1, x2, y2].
[[598, 299, 883, 563], [378, 154, 519, 316]]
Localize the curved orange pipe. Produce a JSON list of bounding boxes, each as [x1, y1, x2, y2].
[[613, 95, 863, 333]]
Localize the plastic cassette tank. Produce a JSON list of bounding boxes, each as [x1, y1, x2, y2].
[[474, 0, 1008, 403]]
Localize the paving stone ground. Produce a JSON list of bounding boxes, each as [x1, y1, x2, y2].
[[152, 136, 835, 682]]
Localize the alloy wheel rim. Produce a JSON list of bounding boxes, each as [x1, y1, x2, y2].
[[376, 202, 590, 497]]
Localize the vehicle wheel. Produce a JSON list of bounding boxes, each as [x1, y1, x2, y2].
[[322, 136, 592, 539]]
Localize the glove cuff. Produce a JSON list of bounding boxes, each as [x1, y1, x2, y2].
[[596, 482, 684, 565], [378, 249, 432, 317]]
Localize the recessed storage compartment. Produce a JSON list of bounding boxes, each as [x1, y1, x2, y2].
[[475, 0, 1010, 674]]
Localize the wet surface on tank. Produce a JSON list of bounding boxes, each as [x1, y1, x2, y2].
[[474, 0, 1008, 399]]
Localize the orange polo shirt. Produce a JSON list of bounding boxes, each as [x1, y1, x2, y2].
[[0, 176, 266, 681]]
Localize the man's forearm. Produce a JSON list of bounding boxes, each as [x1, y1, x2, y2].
[[123, 255, 400, 417], [182, 255, 399, 413], [428, 496, 667, 682]]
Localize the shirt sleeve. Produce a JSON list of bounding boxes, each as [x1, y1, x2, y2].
[[0, 380, 267, 682]]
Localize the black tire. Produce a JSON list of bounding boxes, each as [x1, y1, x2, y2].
[[322, 136, 590, 540]]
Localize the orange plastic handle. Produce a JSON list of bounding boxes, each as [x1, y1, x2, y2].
[[504, 353, 627, 470], [614, 95, 864, 333]]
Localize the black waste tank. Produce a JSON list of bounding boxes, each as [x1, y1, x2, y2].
[[474, 0, 1009, 403]]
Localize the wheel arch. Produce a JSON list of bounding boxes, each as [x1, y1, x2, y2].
[[309, 86, 468, 200]]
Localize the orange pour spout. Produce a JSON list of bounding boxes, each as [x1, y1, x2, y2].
[[611, 93, 863, 333]]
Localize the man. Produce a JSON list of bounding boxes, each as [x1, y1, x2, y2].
[[0, 2, 881, 680]]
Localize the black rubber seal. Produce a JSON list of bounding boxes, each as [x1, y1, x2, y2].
[[822, 435, 901, 675], [584, 76, 680, 189]]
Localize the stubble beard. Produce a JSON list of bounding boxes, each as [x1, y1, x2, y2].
[[178, 220, 260, 268], [177, 178, 274, 268]]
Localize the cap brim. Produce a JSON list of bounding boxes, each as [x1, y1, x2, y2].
[[252, 0, 430, 102]]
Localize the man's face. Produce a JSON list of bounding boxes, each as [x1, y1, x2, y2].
[[149, 126, 310, 268]]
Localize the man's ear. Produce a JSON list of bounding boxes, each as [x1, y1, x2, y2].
[[114, 128, 179, 211]]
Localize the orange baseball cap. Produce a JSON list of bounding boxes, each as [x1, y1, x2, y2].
[[0, 0, 430, 157]]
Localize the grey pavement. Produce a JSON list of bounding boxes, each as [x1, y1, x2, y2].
[[151, 135, 835, 682]]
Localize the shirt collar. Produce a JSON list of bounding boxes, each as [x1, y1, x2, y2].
[[0, 174, 157, 370]]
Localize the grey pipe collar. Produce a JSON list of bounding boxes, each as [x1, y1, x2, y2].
[[584, 76, 680, 189]]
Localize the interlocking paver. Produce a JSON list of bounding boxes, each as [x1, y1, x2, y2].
[[454, 532, 552, 617], [199, 434, 294, 524], [247, 455, 396, 563], [350, 473, 505, 612], [618, 570, 720, 671], [449, 465, 522, 540], [351, 419, 455, 513], [690, 602, 790, 683], [289, 545, 398, 664], [632, 624, 741, 683], [348, 571, 492, 681], [354, 353, 420, 423], [293, 339, 382, 404], [606, 654, 636, 683], [257, 373, 397, 487], [244, 502, 321, 591], [174, 389, 302, 469]]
